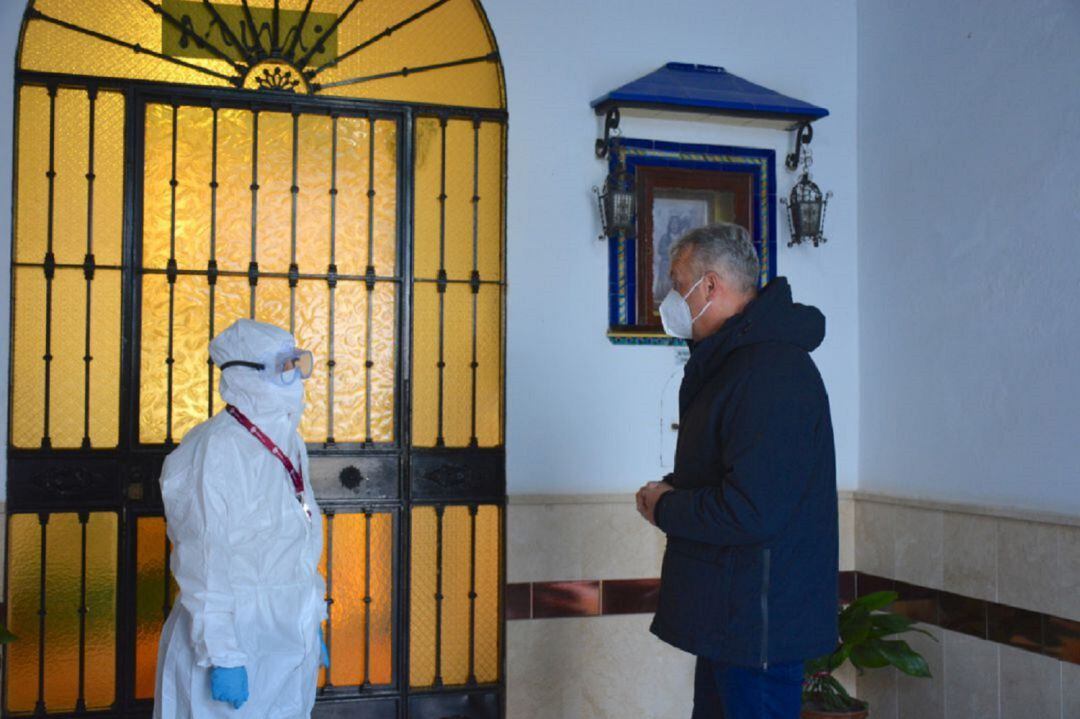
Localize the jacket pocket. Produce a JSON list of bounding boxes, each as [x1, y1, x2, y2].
[[655, 545, 733, 641]]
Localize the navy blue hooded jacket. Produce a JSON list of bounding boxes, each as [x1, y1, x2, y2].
[[650, 276, 838, 667]]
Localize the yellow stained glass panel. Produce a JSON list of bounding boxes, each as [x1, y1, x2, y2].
[[255, 111, 294, 274], [142, 103, 174, 271], [411, 283, 501, 448], [409, 505, 501, 688], [333, 281, 397, 444], [477, 122, 505, 283], [11, 267, 46, 449], [296, 114, 333, 274], [442, 285, 473, 448], [5, 512, 118, 713], [94, 91, 127, 267], [412, 118, 442, 281], [174, 106, 215, 271], [52, 89, 90, 265], [410, 282, 439, 447], [15, 85, 49, 264], [314, 0, 502, 109], [215, 108, 255, 272], [135, 517, 178, 700], [14, 87, 127, 268], [21, 2, 235, 88], [323, 513, 394, 687], [295, 279, 330, 441], [409, 506, 437, 687], [473, 505, 501, 683], [475, 285, 503, 447], [335, 118, 398, 277], [21, 1, 503, 108], [440, 506, 471, 685]]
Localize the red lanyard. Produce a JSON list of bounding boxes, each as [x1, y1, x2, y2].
[[226, 404, 310, 517]]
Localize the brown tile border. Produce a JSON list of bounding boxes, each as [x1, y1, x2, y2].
[[531, 580, 600, 619], [506, 571, 1080, 667]]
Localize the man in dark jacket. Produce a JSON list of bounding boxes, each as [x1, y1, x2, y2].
[[636, 223, 838, 719]]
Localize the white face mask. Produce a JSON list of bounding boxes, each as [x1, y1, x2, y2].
[[659, 276, 712, 339]]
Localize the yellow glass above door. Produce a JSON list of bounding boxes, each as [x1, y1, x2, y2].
[[19, 0, 506, 110]]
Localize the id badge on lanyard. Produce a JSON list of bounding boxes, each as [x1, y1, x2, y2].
[[226, 405, 312, 520]]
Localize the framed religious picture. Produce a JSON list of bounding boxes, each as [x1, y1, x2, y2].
[[605, 139, 776, 345]]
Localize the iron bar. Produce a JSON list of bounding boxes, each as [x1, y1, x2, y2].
[[141, 266, 401, 283], [289, 111, 300, 334], [164, 104, 179, 446], [364, 117, 376, 444], [317, 54, 500, 91], [324, 511, 335, 689], [35, 512, 49, 716], [362, 510, 373, 688], [81, 87, 99, 450], [200, 0, 257, 67], [76, 511, 90, 712], [309, 0, 451, 77], [435, 117, 447, 448], [27, 9, 241, 85], [208, 106, 220, 418], [41, 85, 57, 450], [467, 504, 478, 684], [326, 115, 339, 445], [294, 0, 366, 71], [240, 0, 268, 59], [14, 261, 123, 271], [433, 505, 445, 687], [140, 0, 247, 75], [272, 0, 281, 53], [284, 0, 316, 60], [249, 110, 260, 317], [469, 119, 481, 448]]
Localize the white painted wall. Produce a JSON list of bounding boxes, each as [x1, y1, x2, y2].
[[485, 0, 860, 494], [857, 0, 1080, 514], [0, 1, 860, 498]]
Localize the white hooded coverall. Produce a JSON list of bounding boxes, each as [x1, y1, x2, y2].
[[154, 319, 326, 719]]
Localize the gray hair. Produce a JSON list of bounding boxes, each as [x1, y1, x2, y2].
[[669, 223, 760, 295]]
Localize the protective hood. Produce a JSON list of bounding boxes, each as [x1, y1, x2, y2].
[[210, 319, 306, 433]]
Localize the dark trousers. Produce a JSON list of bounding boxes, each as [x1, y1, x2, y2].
[[691, 657, 804, 719]]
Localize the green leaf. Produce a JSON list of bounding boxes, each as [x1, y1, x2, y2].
[[850, 643, 891, 670], [827, 645, 852, 672], [869, 612, 916, 636], [877, 639, 932, 677], [840, 614, 873, 645]]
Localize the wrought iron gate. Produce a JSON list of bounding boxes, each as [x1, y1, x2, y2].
[[5, 4, 507, 714]]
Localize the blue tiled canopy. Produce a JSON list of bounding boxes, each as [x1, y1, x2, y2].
[[591, 63, 828, 123]]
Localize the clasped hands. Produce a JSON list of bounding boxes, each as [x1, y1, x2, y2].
[[635, 480, 673, 526]]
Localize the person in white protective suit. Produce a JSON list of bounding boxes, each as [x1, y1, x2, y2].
[[154, 318, 328, 718]]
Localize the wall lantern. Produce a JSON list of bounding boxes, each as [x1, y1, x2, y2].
[[593, 142, 636, 239], [780, 130, 832, 247], [590, 64, 832, 246]]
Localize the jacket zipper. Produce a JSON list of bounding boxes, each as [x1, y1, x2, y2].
[[760, 547, 771, 669]]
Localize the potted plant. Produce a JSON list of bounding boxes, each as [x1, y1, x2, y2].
[[802, 591, 933, 718]]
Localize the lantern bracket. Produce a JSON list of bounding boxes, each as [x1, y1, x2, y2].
[[785, 122, 814, 171], [595, 107, 621, 159]]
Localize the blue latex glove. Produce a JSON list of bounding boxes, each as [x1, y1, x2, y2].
[[319, 627, 330, 668], [210, 666, 249, 709]]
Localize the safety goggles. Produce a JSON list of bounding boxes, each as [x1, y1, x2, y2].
[[220, 346, 314, 386]]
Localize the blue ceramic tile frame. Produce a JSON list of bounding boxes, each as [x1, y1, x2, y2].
[[606, 138, 777, 346]]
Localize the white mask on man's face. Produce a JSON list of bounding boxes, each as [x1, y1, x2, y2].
[[659, 276, 712, 339]]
